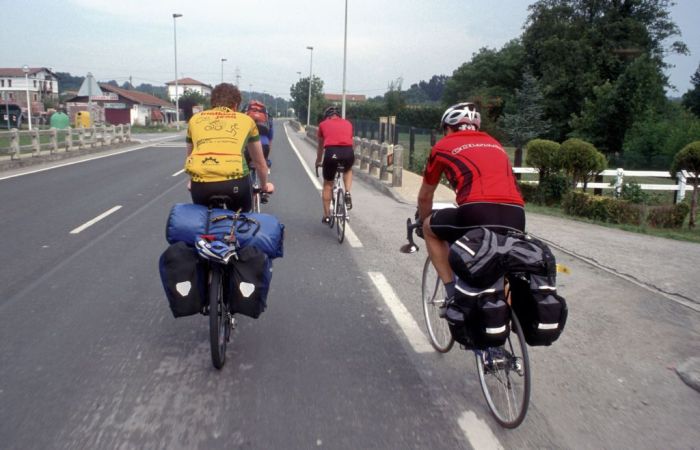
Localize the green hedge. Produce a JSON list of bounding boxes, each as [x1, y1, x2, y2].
[[561, 192, 689, 227]]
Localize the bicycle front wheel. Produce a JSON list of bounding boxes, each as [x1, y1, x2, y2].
[[209, 268, 230, 370], [475, 311, 531, 428], [335, 188, 346, 244], [421, 257, 454, 353]]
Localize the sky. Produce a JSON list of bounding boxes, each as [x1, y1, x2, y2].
[[2, 0, 698, 99]]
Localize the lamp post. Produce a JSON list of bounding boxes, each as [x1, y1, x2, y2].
[[220, 58, 227, 83], [341, 0, 348, 118], [306, 46, 313, 127], [172, 13, 182, 130], [22, 65, 32, 131]]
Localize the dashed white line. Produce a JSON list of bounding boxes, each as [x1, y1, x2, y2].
[[172, 169, 185, 177], [70, 205, 122, 234], [284, 123, 363, 248], [458, 411, 504, 450], [367, 271, 432, 353]]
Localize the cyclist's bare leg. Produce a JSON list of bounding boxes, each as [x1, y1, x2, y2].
[[343, 168, 353, 193], [322, 180, 333, 217], [423, 216, 454, 284]]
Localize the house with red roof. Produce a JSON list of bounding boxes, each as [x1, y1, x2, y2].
[[165, 77, 213, 101], [0, 67, 59, 116]]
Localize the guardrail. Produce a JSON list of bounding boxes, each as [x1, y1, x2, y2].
[[0, 125, 132, 159], [514, 167, 696, 203], [301, 122, 404, 187]]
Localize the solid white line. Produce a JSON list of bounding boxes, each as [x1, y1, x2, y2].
[[457, 411, 504, 450], [367, 272, 432, 354], [70, 205, 122, 234], [284, 123, 363, 248], [0, 141, 168, 181], [172, 169, 185, 177]]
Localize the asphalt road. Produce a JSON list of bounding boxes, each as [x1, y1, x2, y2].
[[0, 121, 698, 449]]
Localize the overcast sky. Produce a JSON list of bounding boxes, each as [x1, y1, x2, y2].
[[2, 0, 698, 98]]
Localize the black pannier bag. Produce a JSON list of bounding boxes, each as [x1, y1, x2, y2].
[[509, 273, 568, 346], [445, 276, 511, 349], [159, 242, 206, 318], [228, 245, 273, 319], [448, 228, 507, 288]]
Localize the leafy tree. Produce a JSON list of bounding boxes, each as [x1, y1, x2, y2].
[[384, 77, 406, 116], [525, 138, 561, 183], [443, 39, 525, 108], [682, 63, 700, 117], [559, 138, 607, 190], [290, 76, 324, 124], [501, 72, 551, 167], [670, 141, 700, 228], [179, 90, 209, 121], [522, 0, 687, 141], [54, 72, 84, 93]]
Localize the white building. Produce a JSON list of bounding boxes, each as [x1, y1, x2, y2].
[[0, 67, 59, 113], [165, 78, 212, 101]]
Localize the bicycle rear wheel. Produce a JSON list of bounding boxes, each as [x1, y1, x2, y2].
[[475, 311, 531, 428], [209, 267, 231, 370], [421, 257, 454, 353], [335, 188, 346, 243]]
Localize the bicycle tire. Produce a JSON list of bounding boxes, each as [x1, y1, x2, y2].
[[209, 267, 230, 370], [336, 188, 346, 243], [475, 311, 531, 428], [421, 257, 455, 353]]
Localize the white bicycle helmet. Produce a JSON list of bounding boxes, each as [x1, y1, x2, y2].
[[441, 102, 481, 131]]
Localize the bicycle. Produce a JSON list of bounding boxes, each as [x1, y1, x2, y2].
[[316, 164, 348, 243], [400, 216, 531, 428], [249, 159, 271, 213]]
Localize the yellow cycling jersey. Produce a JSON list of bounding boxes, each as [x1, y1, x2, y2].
[[185, 107, 260, 182]]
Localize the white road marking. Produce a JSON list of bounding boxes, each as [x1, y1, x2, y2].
[[172, 169, 185, 177], [458, 411, 504, 450], [367, 271, 432, 353], [284, 123, 363, 248], [70, 205, 122, 234]]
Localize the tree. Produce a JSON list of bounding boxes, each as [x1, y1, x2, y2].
[[670, 141, 700, 228], [179, 90, 209, 121], [290, 76, 324, 125], [501, 72, 552, 167], [682, 63, 700, 117], [525, 138, 560, 183], [522, 0, 687, 141], [559, 138, 607, 190], [384, 77, 405, 116]]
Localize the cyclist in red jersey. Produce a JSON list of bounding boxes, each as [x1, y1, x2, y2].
[[315, 106, 355, 224], [417, 102, 525, 302]]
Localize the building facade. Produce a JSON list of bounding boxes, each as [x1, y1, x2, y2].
[[165, 77, 212, 101], [0, 67, 60, 115]]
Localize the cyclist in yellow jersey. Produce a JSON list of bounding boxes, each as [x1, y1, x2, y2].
[[185, 83, 274, 211]]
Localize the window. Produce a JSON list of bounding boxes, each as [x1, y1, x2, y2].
[[33, 80, 37, 88], [8, 80, 11, 87], [9, 93, 14, 100], [33, 94, 38, 101], [0, 80, 3, 87]]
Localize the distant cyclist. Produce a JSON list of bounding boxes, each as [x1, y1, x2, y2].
[[417, 102, 525, 303], [185, 83, 274, 211], [243, 100, 273, 163], [315, 106, 354, 224]]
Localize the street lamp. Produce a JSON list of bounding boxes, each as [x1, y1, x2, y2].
[[172, 13, 182, 130], [220, 58, 227, 83], [341, 0, 348, 118], [23, 65, 32, 131], [306, 46, 313, 127]]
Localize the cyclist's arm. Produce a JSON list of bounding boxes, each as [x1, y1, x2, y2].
[[316, 135, 324, 167], [247, 140, 273, 192], [417, 181, 437, 222]]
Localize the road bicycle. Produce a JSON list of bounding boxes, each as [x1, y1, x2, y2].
[[249, 159, 271, 213], [400, 215, 531, 428], [316, 165, 349, 244]]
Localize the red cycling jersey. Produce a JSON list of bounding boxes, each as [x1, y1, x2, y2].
[[423, 130, 524, 206], [318, 116, 354, 147]]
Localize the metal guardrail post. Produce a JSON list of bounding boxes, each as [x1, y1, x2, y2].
[[393, 144, 403, 187], [50, 128, 58, 154], [10, 129, 20, 159]]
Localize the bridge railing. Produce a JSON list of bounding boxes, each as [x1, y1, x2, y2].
[[0, 124, 132, 159], [302, 123, 404, 187]]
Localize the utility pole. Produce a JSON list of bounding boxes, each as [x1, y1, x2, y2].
[[235, 67, 241, 87]]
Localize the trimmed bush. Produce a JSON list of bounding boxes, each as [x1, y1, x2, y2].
[[518, 182, 539, 203], [525, 139, 560, 183], [647, 203, 690, 228], [562, 192, 642, 225]]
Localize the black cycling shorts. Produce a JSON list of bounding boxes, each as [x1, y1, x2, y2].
[[244, 143, 271, 163], [190, 176, 253, 212], [322, 146, 354, 181], [429, 202, 526, 243]]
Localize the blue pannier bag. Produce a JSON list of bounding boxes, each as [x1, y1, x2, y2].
[[165, 203, 284, 259]]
